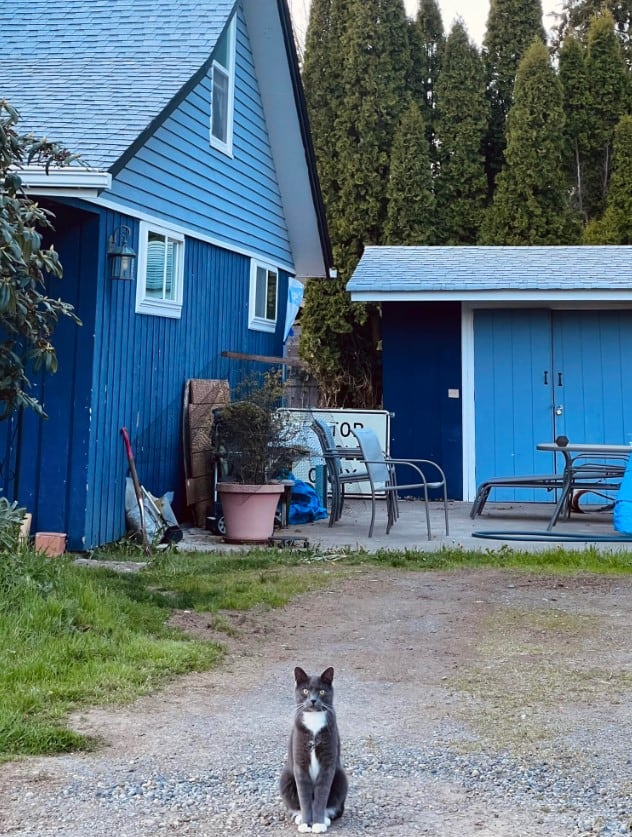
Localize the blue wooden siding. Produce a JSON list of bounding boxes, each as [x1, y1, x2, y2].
[[83, 211, 288, 548], [381, 302, 462, 499], [1, 203, 288, 550], [106, 6, 292, 269], [0, 202, 100, 545]]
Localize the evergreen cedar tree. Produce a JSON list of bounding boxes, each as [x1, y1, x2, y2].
[[384, 101, 436, 245], [479, 39, 581, 245], [434, 21, 489, 244], [482, 0, 546, 191], [584, 114, 632, 243], [298, 0, 632, 408]]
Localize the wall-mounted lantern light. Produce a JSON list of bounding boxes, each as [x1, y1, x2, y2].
[[107, 225, 136, 280]]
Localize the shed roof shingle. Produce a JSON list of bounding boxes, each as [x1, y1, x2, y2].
[[347, 246, 632, 295]]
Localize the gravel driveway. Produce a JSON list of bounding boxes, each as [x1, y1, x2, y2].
[[1, 567, 631, 836]]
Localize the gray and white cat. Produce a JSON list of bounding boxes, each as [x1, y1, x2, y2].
[[280, 666, 348, 833]]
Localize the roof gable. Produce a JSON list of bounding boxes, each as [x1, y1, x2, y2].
[[0, 0, 236, 170], [1, 0, 332, 277]]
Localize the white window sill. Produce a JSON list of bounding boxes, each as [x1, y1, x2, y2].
[[135, 299, 183, 319], [248, 316, 276, 333]]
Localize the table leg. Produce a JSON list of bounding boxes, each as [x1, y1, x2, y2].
[[546, 474, 572, 531]]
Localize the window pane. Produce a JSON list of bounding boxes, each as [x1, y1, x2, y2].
[[266, 270, 277, 320], [164, 240, 176, 300], [145, 233, 179, 301], [212, 65, 229, 144], [214, 25, 229, 69], [255, 266, 267, 318], [146, 233, 166, 298]]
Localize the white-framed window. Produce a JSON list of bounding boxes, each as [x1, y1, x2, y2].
[[135, 221, 185, 319], [210, 16, 236, 156], [249, 260, 278, 333]]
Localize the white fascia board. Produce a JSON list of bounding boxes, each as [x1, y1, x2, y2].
[[243, 0, 326, 279], [348, 289, 632, 303], [14, 166, 112, 196]]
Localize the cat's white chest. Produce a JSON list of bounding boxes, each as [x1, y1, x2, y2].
[[301, 711, 327, 781], [301, 711, 327, 735]]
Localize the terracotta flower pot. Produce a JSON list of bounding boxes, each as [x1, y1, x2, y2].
[[217, 483, 284, 544]]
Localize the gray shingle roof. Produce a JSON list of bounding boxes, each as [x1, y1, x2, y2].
[[347, 245, 632, 294], [0, 0, 236, 169]]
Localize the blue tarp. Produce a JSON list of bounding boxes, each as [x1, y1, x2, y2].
[[288, 477, 328, 525], [613, 455, 632, 534]]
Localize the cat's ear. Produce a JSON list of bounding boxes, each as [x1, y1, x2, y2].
[[294, 667, 309, 685], [321, 667, 334, 684]]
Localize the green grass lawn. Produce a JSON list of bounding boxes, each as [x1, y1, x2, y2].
[[1, 541, 631, 762]]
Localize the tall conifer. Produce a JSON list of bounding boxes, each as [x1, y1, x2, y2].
[[559, 35, 592, 219], [299, 0, 411, 407], [301, 0, 351, 223], [384, 101, 436, 244], [482, 0, 546, 192], [409, 0, 445, 151], [434, 21, 489, 244], [584, 115, 632, 243], [583, 11, 629, 217], [552, 0, 632, 67], [479, 39, 580, 244], [333, 0, 411, 277]]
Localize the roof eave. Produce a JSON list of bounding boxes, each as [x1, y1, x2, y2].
[[244, 0, 333, 279], [349, 289, 632, 303], [16, 165, 112, 197]]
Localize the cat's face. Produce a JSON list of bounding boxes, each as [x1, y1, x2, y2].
[[294, 666, 334, 712]]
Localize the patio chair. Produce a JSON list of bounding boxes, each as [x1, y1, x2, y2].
[[351, 427, 449, 539], [311, 418, 369, 526]]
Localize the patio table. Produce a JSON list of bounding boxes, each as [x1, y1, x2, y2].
[[536, 442, 631, 530]]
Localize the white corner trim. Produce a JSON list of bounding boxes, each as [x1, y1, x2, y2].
[[14, 165, 112, 193], [461, 306, 476, 502]]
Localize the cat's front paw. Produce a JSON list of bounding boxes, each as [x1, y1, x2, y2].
[[311, 824, 328, 834], [297, 824, 312, 834]]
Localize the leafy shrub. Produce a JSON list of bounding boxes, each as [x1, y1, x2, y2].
[[0, 495, 26, 552]]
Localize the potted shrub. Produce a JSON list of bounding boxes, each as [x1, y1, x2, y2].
[[211, 371, 306, 543]]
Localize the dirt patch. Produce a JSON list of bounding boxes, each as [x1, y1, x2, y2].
[[1, 568, 631, 836]]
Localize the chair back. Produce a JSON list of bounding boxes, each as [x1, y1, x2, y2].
[[352, 427, 390, 487], [312, 418, 343, 476], [313, 417, 336, 451]]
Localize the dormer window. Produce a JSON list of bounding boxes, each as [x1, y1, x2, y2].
[[210, 16, 236, 156]]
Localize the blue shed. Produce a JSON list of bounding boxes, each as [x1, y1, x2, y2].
[[348, 246, 632, 502], [0, 0, 333, 549]]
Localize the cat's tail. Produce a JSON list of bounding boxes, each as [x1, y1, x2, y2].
[[279, 768, 300, 811]]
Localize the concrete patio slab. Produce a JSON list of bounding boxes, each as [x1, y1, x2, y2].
[[178, 499, 632, 554]]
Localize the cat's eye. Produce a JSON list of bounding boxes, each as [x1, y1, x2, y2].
[[319, 689, 325, 695], [302, 688, 309, 695]]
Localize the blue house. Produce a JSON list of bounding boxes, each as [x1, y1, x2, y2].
[[348, 246, 632, 502], [0, 0, 333, 549]]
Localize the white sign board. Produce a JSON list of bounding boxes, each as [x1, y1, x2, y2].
[[281, 408, 391, 496]]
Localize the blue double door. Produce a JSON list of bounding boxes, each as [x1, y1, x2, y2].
[[474, 309, 632, 498]]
